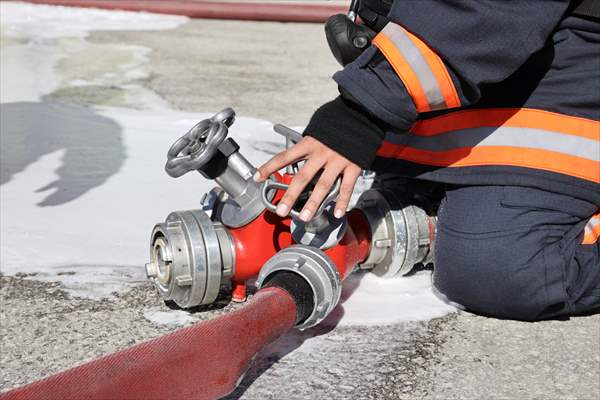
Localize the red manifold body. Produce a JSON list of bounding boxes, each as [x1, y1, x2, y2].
[[226, 172, 371, 301]]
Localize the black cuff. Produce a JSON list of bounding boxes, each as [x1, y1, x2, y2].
[[263, 271, 314, 325], [303, 95, 387, 169]]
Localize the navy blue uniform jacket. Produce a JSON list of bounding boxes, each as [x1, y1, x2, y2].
[[305, 0, 600, 207]]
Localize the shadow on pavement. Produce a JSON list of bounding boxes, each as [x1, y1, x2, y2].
[[0, 101, 125, 206]]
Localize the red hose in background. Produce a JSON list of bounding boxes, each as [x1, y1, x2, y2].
[[17, 1, 348, 23], [0, 287, 297, 400]]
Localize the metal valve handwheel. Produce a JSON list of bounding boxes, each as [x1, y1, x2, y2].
[[165, 108, 236, 178]]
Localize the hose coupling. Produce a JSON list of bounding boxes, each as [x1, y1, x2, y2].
[[256, 245, 342, 330], [355, 188, 436, 277], [146, 209, 235, 308]]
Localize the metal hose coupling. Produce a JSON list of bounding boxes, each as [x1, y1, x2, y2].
[[146, 209, 235, 308], [255, 245, 342, 330], [355, 188, 437, 277]]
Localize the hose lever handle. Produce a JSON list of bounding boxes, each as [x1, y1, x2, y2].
[[261, 178, 341, 223], [273, 124, 303, 144], [261, 181, 302, 220], [273, 124, 303, 173]]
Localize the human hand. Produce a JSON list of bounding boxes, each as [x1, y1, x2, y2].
[[253, 136, 362, 221]]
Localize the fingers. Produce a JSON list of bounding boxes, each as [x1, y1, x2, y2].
[[299, 166, 342, 222], [275, 158, 324, 218], [334, 167, 362, 218], [253, 139, 309, 182], [252, 136, 363, 221]]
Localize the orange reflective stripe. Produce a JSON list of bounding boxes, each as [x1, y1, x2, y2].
[[582, 213, 600, 245], [411, 108, 600, 140], [373, 23, 461, 113], [403, 29, 461, 109], [372, 33, 431, 112], [582, 224, 600, 244], [376, 144, 600, 184]]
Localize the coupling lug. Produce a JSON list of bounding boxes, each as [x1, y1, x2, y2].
[[256, 245, 342, 330], [356, 188, 436, 277]]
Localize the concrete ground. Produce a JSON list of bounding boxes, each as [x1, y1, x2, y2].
[[1, 17, 599, 400]]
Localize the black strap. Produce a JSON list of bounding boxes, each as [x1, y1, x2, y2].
[[358, 0, 393, 32], [572, 0, 600, 19]]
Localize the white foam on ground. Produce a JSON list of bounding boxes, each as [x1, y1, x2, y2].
[[0, 105, 285, 297], [1, 2, 454, 324], [0, 41, 62, 103], [143, 310, 195, 327], [1, 2, 186, 104], [0, 2, 188, 39], [329, 271, 456, 326]]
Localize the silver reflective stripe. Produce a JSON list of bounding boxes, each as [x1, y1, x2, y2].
[[584, 216, 600, 240], [381, 24, 446, 111], [586, 217, 600, 232], [384, 127, 600, 162]]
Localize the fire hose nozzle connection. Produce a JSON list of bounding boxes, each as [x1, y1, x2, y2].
[[356, 188, 436, 277], [147, 107, 436, 316], [147, 209, 235, 308], [256, 245, 342, 330]]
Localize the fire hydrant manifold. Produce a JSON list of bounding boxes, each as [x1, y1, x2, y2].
[[146, 109, 437, 329]]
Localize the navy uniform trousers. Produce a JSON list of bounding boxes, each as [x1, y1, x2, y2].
[[433, 185, 600, 321]]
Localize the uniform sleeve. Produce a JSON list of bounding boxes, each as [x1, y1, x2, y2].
[[303, 92, 388, 169], [334, 0, 570, 127], [307, 0, 571, 169]]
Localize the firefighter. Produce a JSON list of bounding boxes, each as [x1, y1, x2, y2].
[[254, 0, 600, 321]]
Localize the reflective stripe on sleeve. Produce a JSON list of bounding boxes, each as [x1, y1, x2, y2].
[[582, 213, 600, 245], [372, 23, 461, 113], [376, 108, 600, 183]]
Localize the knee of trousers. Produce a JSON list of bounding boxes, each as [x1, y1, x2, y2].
[[432, 228, 549, 321]]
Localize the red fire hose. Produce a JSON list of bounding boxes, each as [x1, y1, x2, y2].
[[16, 1, 348, 23], [0, 203, 371, 399], [0, 287, 297, 400], [0, 103, 373, 398]]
